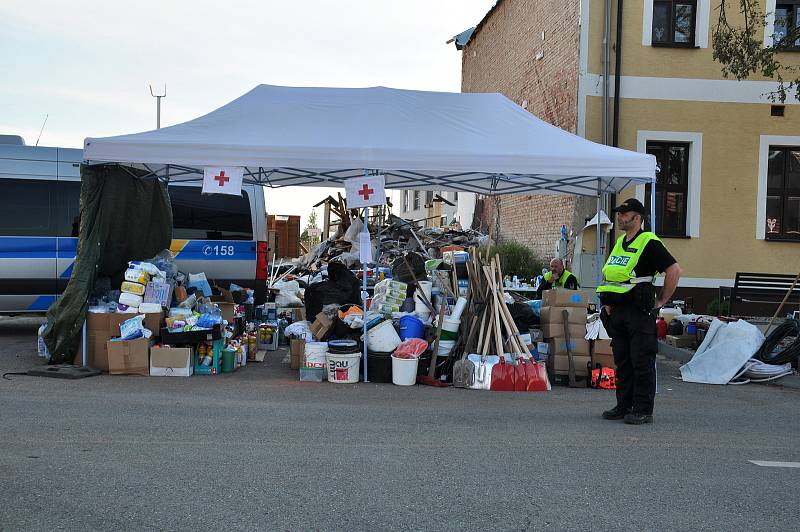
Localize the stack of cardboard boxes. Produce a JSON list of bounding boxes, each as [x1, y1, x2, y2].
[[540, 289, 590, 378], [590, 338, 615, 370]]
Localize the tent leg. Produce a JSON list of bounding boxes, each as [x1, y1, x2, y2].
[[650, 178, 657, 233], [362, 206, 369, 383], [82, 319, 87, 367], [595, 183, 602, 291]]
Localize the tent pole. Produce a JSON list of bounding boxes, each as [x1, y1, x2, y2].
[[595, 181, 602, 291], [362, 205, 369, 383], [650, 177, 657, 233]]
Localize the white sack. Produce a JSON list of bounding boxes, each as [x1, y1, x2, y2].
[[679, 319, 765, 385]]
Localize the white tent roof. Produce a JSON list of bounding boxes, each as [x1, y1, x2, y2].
[[84, 84, 655, 196]]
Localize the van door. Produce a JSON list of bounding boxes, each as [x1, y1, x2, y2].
[[168, 183, 257, 294], [0, 146, 59, 312]]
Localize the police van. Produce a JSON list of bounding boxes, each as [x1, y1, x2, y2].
[[0, 140, 268, 313]]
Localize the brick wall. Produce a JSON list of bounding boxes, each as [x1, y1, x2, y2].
[[462, 0, 593, 262]]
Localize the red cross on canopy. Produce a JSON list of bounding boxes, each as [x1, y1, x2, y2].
[[214, 171, 230, 186], [358, 183, 374, 201]]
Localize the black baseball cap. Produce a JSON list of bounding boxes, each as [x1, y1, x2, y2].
[[612, 198, 646, 215]]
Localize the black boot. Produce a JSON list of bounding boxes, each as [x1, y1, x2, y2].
[[623, 412, 653, 425], [601, 405, 629, 420]]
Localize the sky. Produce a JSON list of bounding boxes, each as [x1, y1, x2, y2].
[[0, 0, 495, 229]]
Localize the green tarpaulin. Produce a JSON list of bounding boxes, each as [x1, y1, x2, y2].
[[43, 164, 173, 363]]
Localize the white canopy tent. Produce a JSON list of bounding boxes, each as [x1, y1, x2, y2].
[[83, 84, 657, 380], [84, 84, 655, 197]]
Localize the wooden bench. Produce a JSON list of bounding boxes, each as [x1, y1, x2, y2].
[[719, 272, 800, 317]]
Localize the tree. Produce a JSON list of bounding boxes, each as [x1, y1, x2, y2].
[[300, 208, 321, 247], [713, 1, 800, 102]]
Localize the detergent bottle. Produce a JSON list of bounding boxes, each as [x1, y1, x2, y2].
[[656, 317, 668, 339]]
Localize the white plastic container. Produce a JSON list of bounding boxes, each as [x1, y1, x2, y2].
[[438, 340, 455, 357], [451, 297, 468, 321], [304, 342, 328, 370], [391, 355, 419, 386], [441, 316, 461, 336], [325, 352, 361, 383], [362, 320, 401, 352]]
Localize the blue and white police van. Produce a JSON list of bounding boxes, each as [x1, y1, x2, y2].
[[0, 137, 268, 312]]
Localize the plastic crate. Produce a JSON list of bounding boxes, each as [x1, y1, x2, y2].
[[193, 338, 225, 375], [161, 324, 222, 344]]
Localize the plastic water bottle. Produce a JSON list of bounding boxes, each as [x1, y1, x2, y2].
[[561, 224, 567, 240]]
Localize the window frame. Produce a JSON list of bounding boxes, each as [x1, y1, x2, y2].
[[651, 0, 698, 48], [644, 141, 691, 238], [773, 1, 800, 51], [765, 145, 800, 241], [402, 190, 409, 212], [413, 190, 421, 210]]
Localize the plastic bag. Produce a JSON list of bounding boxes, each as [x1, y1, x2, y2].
[[118, 315, 150, 340], [128, 261, 160, 277], [197, 309, 222, 329], [394, 338, 429, 359], [285, 320, 313, 342], [274, 280, 303, 307], [37, 324, 50, 359], [139, 249, 178, 282]]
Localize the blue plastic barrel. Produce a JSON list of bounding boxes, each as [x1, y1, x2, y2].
[[399, 315, 425, 340]]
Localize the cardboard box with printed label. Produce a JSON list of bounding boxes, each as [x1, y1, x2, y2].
[[542, 289, 590, 308], [106, 337, 150, 376], [150, 346, 193, 377], [540, 306, 588, 325], [548, 336, 590, 357], [541, 322, 586, 339]]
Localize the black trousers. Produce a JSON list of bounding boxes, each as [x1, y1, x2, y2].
[[600, 304, 658, 415]]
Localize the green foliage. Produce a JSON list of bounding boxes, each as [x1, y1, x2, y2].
[[487, 241, 544, 279], [705, 297, 730, 316], [713, 1, 800, 102]]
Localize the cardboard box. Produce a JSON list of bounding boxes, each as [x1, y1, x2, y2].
[[150, 346, 194, 377], [310, 312, 333, 341], [542, 289, 590, 308], [540, 306, 588, 325], [81, 311, 115, 370], [290, 338, 306, 370], [548, 336, 590, 357], [107, 337, 150, 376], [553, 354, 591, 376], [592, 339, 614, 355], [541, 322, 586, 339], [665, 334, 695, 348], [591, 353, 615, 369], [216, 302, 236, 324]]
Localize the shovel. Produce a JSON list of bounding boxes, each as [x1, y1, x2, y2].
[[563, 309, 585, 388]]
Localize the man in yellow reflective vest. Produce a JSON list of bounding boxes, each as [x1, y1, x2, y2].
[[536, 258, 579, 299], [597, 198, 681, 425]]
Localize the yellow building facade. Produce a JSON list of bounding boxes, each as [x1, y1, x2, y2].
[[580, 0, 800, 304]]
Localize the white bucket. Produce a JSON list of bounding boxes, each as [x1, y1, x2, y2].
[[325, 352, 361, 384], [304, 342, 328, 369], [414, 280, 433, 307], [441, 316, 461, 335], [391, 355, 419, 386], [362, 320, 401, 352], [438, 340, 455, 357]]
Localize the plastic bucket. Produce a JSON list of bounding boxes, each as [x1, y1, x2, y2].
[[399, 315, 425, 340], [366, 350, 393, 383], [362, 320, 401, 352], [391, 355, 419, 386], [304, 341, 329, 371], [221, 348, 237, 373], [438, 340, 455, 357], [440, 317, 461, 341], [327, 339, 359, 354], [326, 352, 361, 383]]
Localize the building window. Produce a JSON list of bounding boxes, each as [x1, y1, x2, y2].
[[644, 142, 690, 237], [652, 1, 697, 46], [413, 190, 421, 210], [402, 191, 409, 212], [775, 2, 800, 48], [453, 191, 459, 202], [425, 190, 433, 206], [766, 147, 800, 240]]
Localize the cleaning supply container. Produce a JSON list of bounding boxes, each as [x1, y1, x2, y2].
[[325, 340, 361, 384], [391, 355, 419, 386], [438, 340, 455, 358], [221, 347, 237, 373], [399, 315, 425, 340], [362, 320, 401, 352]]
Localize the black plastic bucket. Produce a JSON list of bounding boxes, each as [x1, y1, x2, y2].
[[327, 339, 359, 354], [366, 350, 393, 383]]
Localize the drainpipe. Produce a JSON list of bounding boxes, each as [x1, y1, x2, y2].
[[612, 0, 624, 148], [602, 0, 612, 145]]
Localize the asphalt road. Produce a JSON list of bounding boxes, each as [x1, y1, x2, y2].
[[1, 316, 798, 531]]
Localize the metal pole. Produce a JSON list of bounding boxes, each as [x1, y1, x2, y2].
[[596, 182, 603, 290], [362, 205, 369, 383], [82, 319, 87, 367], [650, 177, 657, 233], [156, 97, 161, 129]]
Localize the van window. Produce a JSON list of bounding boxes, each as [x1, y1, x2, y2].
[[0, 179, 56, 236], [55, 181, 81, 237], [169, 186, 253, 240]]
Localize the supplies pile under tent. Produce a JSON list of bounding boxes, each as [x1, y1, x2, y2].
[[48, 83, 670, 386]]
